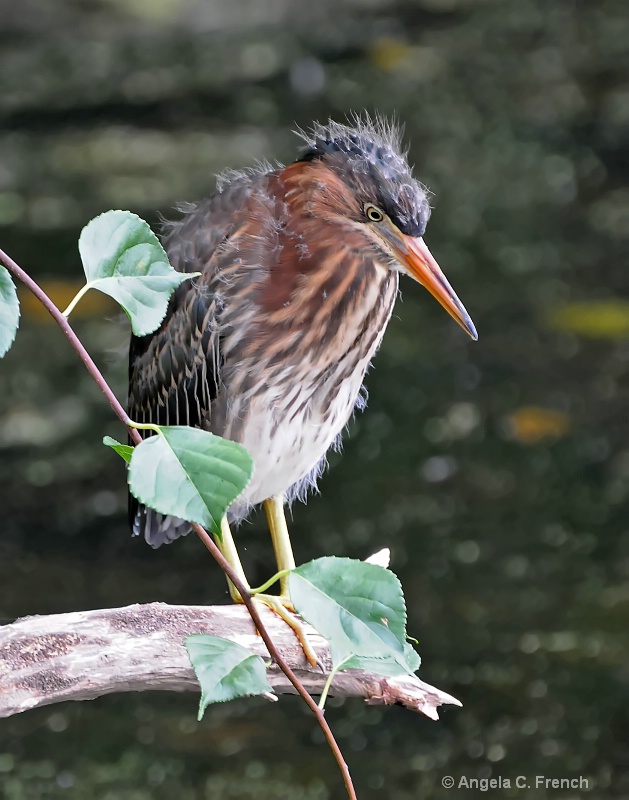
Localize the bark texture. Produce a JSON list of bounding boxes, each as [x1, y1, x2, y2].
[[0, 603, 461, 719]]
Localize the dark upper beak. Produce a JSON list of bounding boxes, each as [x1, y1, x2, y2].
[[383, 227, 478, 341]]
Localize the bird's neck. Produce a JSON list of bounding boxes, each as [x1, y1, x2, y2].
[[257, 161, 391, 313], [244, 163, 399, 373]]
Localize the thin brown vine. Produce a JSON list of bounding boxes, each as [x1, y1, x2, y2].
[[0, 246, 357, 800]]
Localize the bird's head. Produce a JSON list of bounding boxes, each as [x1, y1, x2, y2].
[[294, 117, 477, 340]]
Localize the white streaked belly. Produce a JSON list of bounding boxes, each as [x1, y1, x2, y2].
[[228, 344, 378, 521], [226, 264, 397, 521]]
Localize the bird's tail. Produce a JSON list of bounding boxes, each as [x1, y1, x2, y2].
[[132, 503, 192, 548]]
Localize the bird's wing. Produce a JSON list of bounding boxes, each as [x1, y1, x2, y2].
[[127, 175, 269, 545]]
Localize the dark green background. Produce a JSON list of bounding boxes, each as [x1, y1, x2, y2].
[[1, 0, 628, 798]]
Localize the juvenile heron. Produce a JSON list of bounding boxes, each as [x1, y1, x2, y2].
[[128, 117, 477, 659]]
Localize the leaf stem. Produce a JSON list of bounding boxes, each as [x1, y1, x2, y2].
[[318, 657, 351, 710], [61, 282, 91, 318], [0, 244, 358, 800], [249, 569, 291, 595], [128, 420, 162, 434]]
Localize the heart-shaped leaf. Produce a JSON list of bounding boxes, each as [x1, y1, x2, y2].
[[0, 266, 20, 358], [128, 426, 252, 535], [77, 210, 198, 336], [185, 635, 273, 718], [289, 557, 416, 674]]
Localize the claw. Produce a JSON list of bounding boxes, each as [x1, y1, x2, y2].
[[213, 512, 317, 666], [253, 593, 318, 667]]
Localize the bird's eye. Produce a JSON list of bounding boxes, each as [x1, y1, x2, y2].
[[365, 205, 384, 223]]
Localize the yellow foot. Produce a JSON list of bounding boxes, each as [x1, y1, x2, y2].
[[253, 593, 318, 668]]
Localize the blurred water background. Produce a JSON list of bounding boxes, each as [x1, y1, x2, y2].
[[1, 0, 628, 798]]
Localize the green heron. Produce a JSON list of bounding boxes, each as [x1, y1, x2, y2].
[[128, 117, 477, 660]]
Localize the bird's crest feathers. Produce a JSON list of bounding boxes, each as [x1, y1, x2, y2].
[[296, 114, 432, 238], [294, 113, 407, 163], [210, 115, 431, 239]]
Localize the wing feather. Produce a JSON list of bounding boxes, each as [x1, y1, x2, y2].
[[127, 174, 268, 546]]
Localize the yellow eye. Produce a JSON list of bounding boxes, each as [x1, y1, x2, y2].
[[365, 205, 384, 223]]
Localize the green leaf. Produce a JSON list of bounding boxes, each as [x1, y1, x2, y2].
[[77, 210, 199, 336], [404, 642, 421, 672], [103, 436, 134, 464], [289, 556, 416, 674], [341, 642, 421, 678], [128, 426, 252, 535], [0, 266, 20, 358], [185, 634, 273, 718]]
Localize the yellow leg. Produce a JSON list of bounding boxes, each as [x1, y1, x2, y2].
[[264, 494, 295, 597], [216, 513, 317, 666], [261, 495, 317, 665], [213, 516, 248, 603]]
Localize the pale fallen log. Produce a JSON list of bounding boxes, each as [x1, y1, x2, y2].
[[0, 602, 461, 719]]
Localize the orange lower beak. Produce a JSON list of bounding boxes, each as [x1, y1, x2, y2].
[[395, 235, 478, 340]]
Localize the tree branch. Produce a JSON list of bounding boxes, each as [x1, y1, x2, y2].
[[0, 245, 358, 799], [0, 603, 461, 720]]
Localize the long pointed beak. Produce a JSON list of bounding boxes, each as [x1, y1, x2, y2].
[[394, 235, 478, 341]]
